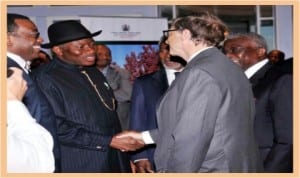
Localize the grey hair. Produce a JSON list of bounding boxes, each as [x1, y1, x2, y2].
[[226, 32, 268, 52]]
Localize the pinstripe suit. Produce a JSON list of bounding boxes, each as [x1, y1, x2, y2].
[[33, 58, 131, 172]]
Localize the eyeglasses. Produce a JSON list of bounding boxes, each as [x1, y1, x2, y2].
[[163, 29, 180, 38], [9, 31, 40, 40]]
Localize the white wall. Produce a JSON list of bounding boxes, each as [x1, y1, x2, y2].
[[7, 5, 159, 42]]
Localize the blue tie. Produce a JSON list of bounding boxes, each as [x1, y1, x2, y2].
[[174, 72, 180, 78]]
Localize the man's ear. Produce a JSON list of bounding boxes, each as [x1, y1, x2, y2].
[[52, 46, 62, 56], [257, 47, 267, 58], [7, 33, 13, 47], [181, 29, 191, 41]]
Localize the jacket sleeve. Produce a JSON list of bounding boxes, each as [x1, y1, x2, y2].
[[129, 80, 152, 161], [7, 101, 55, 173], [264, 74, 293, 172]]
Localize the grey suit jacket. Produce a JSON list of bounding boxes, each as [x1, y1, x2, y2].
[[150, 47, 263, 172], [105, 67, 132, 130]]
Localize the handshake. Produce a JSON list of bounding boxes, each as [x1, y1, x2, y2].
[[110, 130, 145, 152]]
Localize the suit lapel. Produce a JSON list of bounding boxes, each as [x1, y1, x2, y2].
[[249, 62, 273, 87], [249, 62, 274, 98], [152, 68, 169, 92], [8, 57, 44, 122], [152, 68, 170, 113], [7, 57, 22, 69], [7, 57, 33, 83]]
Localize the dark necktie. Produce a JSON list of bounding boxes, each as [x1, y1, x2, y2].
[[174, 72, 180, 78]]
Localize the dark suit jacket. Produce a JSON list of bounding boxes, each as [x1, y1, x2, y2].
[[150, 47, 263, 172], [7, 57, 61, 172], [250, 61, 293, 172], [33, 58, 130, 173], [129, 68, 169, 169]]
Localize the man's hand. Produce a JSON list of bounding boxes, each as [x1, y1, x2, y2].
[[110, 132, 144, 152], [116, 130, 144, 142], [134, 160, 154, 173]]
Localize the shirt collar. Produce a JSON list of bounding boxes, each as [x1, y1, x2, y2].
[[100, 66, 109, 76], [187, 46, 214, 63], [164, 67, 178, 85], [7, 52, 30, 74], [244, 59, 269, 79]]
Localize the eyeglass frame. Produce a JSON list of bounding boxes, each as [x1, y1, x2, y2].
[[163, 29, 180, 38]]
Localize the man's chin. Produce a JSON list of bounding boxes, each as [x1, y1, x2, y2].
[[82, 61, 96, 67], [30, 54, 40, 61]]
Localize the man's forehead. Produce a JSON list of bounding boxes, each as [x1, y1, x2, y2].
[[96, 45, 109, 50], [225, 37, 253, 46], [15, 18, 37, 31]]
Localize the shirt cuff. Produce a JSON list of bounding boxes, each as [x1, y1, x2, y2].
[[141, 131, 155, 144], [133, 158, 149, 163]]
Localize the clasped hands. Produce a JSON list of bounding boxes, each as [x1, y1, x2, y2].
[[110, 130, 144, 152]]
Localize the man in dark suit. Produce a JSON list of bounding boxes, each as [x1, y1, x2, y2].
[[129, 36, 184, 172], [7, 13, 61, 172], [118, 13, 262, 172], [223, 32, 293, 172], [33, 20, 143, 172], [267, 49, 285, 64]]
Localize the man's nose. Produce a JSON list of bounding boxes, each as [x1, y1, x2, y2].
[[36, 37, 43, 44]]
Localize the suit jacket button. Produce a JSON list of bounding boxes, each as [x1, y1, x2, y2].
[[96, 146, 102, 149]]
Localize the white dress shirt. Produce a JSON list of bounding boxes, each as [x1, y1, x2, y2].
[[244, 59, 269, 79], [164, 67, 178, 86], [7, 52, 31, 74], [7, 100, 55, 173]]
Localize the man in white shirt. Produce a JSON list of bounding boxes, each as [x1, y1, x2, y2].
[[222, 32, 293, 172], [7, 67, 55, 173]]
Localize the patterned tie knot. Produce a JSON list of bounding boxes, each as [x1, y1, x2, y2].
[[25, 61, 31, 72]]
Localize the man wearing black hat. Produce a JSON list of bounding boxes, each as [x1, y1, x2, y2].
[[32, 20, 144, 173]]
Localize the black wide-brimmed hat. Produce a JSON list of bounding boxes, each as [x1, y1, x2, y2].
[[41, 20, 102, 48]]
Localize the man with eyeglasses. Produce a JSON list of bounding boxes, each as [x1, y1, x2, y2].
[[7, 13, 61, 172], [118, 12, 262, 172], [223, 32, 293, 172]]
